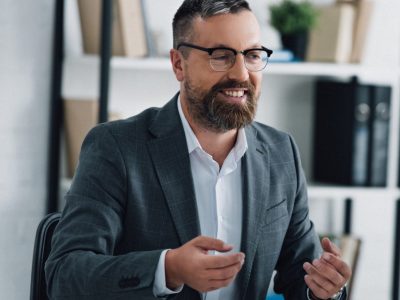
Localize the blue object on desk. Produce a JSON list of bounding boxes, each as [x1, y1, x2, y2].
[[266, 292, 284, 300], [268, 49, 295, 63]]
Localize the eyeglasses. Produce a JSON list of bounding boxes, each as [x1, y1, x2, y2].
[[177, 42, 273, 72]]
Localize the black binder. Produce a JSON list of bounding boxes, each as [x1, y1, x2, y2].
[[369, 85, 391, 187], [313, 78, 371, 186], [313, 78, 392, 186]]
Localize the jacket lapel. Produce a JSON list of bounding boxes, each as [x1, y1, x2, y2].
[[147, 94, 201, 245], [239, 126, 270, 299]]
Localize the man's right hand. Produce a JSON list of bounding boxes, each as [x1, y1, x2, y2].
[[165, 236, 245, 293]]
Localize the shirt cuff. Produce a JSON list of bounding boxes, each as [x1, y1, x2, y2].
[[307, 287, 346, 300], [153, 249, 184, 297]]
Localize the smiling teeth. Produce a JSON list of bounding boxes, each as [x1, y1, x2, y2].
[[224, 90, 245, 97]]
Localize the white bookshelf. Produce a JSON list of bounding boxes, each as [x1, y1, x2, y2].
[[65, 55, 400, 81]]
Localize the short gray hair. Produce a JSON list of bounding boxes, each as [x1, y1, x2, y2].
[[172, 0, 251, 50]]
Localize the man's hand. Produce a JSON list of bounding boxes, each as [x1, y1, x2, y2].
[[303, 237, 352, 299], [165, 236, 245, 293]]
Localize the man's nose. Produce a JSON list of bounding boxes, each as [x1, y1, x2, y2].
[[227, 54, 249, 82]]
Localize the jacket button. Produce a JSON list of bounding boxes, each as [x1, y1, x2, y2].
[[119, 276, 140, 288]]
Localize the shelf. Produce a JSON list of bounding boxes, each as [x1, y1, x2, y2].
[[61, 177, 399, 200], [267, 63, 399, 82], [64, 55, 172, 71], [64, 55, 400, 83], [308, 185, 400, 199]]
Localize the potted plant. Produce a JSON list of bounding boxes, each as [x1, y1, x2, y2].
[[269, 0, 318, 61]]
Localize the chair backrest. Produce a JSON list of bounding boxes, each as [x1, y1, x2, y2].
[[30, 212, 61, 300]]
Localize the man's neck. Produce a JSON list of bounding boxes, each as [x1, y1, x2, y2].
[[192, 126, 237, 167]]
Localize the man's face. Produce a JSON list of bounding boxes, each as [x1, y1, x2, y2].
[[177, 10, 263, 132]]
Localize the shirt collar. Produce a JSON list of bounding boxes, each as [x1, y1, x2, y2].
[[177, 96, 201, 154], [177, 96, 248, 161]]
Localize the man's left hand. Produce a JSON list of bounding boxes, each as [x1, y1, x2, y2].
[[303, 237, 352, 299]]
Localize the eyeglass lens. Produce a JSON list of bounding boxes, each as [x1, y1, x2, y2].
[[209, 49, 268, 71]]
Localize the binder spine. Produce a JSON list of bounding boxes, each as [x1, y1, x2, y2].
[[370, 86, 391, 187], [351, 85, 371, 186]]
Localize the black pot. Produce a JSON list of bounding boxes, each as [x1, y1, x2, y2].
[[280, 31, 309, 61]]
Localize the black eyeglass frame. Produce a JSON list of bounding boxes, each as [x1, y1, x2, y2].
[[177, 42, 273, 72]]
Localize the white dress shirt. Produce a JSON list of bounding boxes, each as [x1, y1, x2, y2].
[[153, 97, 247, 300]]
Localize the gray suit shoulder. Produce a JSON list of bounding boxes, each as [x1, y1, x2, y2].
[[88, 106, 161, 141], [251, 121, 293, 146]]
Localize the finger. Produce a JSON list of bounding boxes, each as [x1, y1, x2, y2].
[[208, 275, 236, 289], [304, 275, 331, 300], [207, 261, 243, 280], [321, 237, 341, 257], [322, 253, 352, 280], [192, 236, 233, 252], [203, 275, 236, 292], [311, 259, 344, 286], [203, 252, 245, 269], [303, 262, 336, 293]]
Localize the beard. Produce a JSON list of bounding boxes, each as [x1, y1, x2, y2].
[[184, 77, 259, 133]]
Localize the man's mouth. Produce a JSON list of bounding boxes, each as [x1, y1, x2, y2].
[[220, 89, 248, 99]]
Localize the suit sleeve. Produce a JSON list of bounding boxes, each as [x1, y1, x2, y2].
[[273, 135, 323, 299], [45, 124, 163, 300]]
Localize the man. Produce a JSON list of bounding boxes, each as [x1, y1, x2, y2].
[[45, 0, 351, 299]]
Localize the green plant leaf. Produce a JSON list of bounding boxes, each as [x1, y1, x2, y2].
[[269, 0, 318, 34]]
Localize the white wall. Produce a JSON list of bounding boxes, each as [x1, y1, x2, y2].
[[0, 0, 54, 299]]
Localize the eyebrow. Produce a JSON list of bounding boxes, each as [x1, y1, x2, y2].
[[211, 43, 263, 49]]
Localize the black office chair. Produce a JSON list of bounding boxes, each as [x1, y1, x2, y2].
[[30, 212, 61, 300]]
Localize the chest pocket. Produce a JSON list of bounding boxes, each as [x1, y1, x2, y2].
[[261, 198, 288, 230]]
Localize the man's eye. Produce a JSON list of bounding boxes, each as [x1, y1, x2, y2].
[[212, 55, 231, 61], [247, 53, 261, 60]]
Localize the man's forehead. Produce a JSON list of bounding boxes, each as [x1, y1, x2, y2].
[[191, 11, 261, 48]]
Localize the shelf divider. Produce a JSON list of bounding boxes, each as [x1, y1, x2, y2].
[[46, 0, 64, 214], [98, 0, 112, 123]]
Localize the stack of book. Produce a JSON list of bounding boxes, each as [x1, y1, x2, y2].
[[77, 0, 152, 57], [313, 78, 391, 187], [307, 0, 373, 63]]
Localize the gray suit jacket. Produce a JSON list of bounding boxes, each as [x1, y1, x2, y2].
[[45, 94, 322, 299]]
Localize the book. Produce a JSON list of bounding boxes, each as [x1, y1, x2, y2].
[[313, 78, 371, 186], [77, 0, 147, 57], [324, 0, 373, 63], [64, 99, 121, 177], [307, 4, 356, 63], [350, 0, 374, 63], [64, 99, 98, 177], [117, 0, 147, 57], [140, 0, 157, 57], [339, 235, 361, 297], [368, 85, 391, 187]]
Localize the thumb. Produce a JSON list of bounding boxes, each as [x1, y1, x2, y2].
[[192, 236, 233, 252], [321, 237, 341, 257]]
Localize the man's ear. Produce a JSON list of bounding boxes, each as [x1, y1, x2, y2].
[[170, 49, 184, 82]]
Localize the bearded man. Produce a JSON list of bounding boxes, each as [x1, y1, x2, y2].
[[45, 1, 351, 299]]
